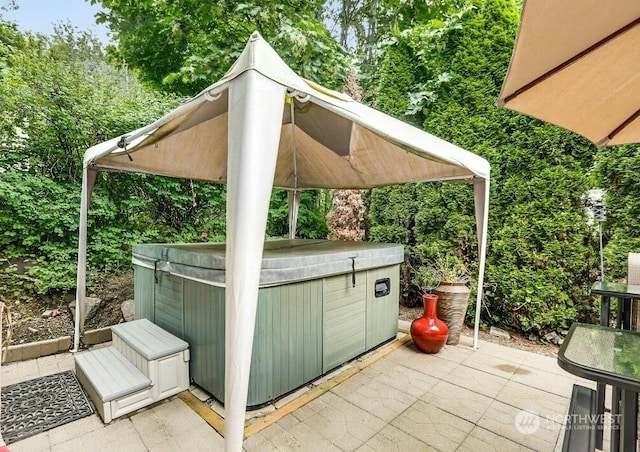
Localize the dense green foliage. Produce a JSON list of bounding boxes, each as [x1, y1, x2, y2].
[[267, 190, 329, 239], [0, 173, 82, 292], [0, 23, 230, 295], [92, 0, 349, 94], [325, 0, 466, 68], [595, 148, 640, 280], [368, 0, 601, 333]]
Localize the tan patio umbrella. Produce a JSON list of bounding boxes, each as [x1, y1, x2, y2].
[[497, 0, 640, 147]]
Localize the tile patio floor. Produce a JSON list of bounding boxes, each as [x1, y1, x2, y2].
[[3, 332, 601, 452]]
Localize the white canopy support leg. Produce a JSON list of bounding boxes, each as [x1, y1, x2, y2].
[[224, 71, 286, 452], [473, 177, 490, 349], [287, 190, 300, 239], [73, 167, 97, 352]]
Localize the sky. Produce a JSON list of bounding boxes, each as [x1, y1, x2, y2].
[[3, 0, 110, 43]]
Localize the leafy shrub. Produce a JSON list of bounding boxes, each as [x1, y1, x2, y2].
[[595, 146, 640, 280], [0, 172, 81, 292], [369, 0, 601, 334], [267, 189, 329, 239], [0, 25, 231, 297]]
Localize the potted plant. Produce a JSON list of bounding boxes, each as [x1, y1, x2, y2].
[[409, 265, 448, 354], [429, 254, 471, 345]]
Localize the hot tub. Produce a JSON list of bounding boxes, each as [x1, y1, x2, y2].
[[132, 239, 404, 407]]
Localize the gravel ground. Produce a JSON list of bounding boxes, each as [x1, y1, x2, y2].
[[5, 273, 133, 345]]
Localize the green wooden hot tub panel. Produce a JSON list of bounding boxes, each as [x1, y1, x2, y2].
[[154, 273, 184, 338], [183, 282, 225, 402], [248, 280, 323, 405], [322, 272, 367, 373], [179, 278, 323, 407], [134, 267, 155, 322], [366, 266, 400, 350]]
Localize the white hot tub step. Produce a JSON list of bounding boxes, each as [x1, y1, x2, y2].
[[75, 320, 190, 423], [74, 346, 152, 423], [111, 319, 190, 404], [111, 318, 189, 361]]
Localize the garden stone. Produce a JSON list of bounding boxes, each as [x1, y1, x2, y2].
[[544, 331, 560, 345], [68, 297, 102, 324], [121, 299, 135, 322], [489, 326, 511, 339]]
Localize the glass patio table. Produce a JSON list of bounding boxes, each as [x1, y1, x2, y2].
[[591, 281, 640, 449], [558, 322, 640, 451]]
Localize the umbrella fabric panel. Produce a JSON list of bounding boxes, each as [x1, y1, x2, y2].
[[498, 0, 640, 146], [500, 0, 640, 98]]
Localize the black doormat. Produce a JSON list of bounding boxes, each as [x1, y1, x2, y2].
[[1, 370, 93, 444]]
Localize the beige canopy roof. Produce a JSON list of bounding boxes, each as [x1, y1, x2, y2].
[[497, 0, 640, 146], [85, 34, 489, 185], [76, 33, 490, 451]]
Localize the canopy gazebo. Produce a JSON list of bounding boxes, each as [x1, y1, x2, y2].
[[74, 32, 490, 451]]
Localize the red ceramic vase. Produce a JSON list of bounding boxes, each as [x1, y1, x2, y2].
[[411, 294, 449, 354]]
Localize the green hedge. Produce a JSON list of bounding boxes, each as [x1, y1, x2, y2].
[[368, 0, 601, 334]]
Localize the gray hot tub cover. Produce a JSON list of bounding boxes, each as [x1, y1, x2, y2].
[[133, 239, 404, 287]]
